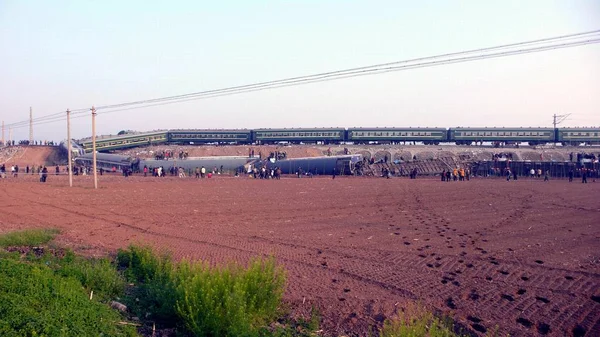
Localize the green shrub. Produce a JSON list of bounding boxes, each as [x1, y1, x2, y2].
[[117, 245, 178, 323], [54, 250, 125, 301], [380, 309, 465, 337], [0, 258, 137, 337], [118, 245, 287, 336], [175, 257, 286, 337], [0, 228, 59, 248]]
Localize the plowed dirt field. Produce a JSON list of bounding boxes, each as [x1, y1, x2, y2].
[[1, 174, 599, 336]]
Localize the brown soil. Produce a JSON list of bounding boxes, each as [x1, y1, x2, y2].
[[0, 174, 598, 336], [1, 146, 61, 167]]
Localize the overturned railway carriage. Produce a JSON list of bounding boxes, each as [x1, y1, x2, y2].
[[74, 153, 139, 172], [347, 127, 447, 144], [168, 129, 252, 144], [557, 128, 600, 146], [266, 155, 362, 175], [80, 131, 168, 153], [253, 128, 345, 144], [449, 127, 555, 145], [141, 156, 255, 173]]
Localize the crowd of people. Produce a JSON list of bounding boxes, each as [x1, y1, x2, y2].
[[0, 164, 49, 182], [440, 168, 472, 181], [154, 150, 189, 160], [1, 140, 57, 147]]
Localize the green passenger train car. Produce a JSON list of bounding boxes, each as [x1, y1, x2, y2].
[[449, 127, 555, 145], [556, 128, 600, 145], [253, 128, 345, 144], [80, 131, 168, 153], [347, 127, 447, 144], [168, 129, 252, 144]]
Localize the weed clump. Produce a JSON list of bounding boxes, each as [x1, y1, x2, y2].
[[0, 228, 59, 248], [0, 255, 136, 336], [380, 307, 468, 337], [118, 245, 287, 336]]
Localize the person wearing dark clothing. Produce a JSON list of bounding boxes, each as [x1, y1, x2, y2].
[[568, 170, 574, 182], [332, 167, 336, 180], [582, 169, 588, 184], [40, 167, 48, 182], [55, 165, 60, 175], [513, 170, 517, 181]]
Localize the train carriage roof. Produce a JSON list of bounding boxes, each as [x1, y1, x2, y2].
[[79, 130, 168, 143], [254, 127, 345, 131], [452, 127, 554, 130], [348, 127, 447, 131], [169, 129, 251, 133]]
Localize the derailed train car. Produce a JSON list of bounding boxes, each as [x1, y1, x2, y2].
[[74, 153, 140, 172], [75, 153, 255, 173], [140, 156, 255, 173], [265, 155, 362, 175], [80, 131, 168, 153]]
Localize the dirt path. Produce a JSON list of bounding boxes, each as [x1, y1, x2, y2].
[[0, 175, 598, 336]]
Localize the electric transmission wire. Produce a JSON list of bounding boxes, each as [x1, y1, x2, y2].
[[4, 30, 600, 131]]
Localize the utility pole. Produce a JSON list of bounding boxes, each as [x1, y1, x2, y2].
[[29, 107, 33, 144], [553, 113, 571, 145], [92, 106, 98, 189], [67, 109, 73, 187], [1, 120, 4, 147], [553, 113, 571, 129]]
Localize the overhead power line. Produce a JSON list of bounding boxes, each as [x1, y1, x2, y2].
[[4, 29, 600, 131]]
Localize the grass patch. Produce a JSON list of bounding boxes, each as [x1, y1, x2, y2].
[[53, 250, 126, 301], [118, 244, 288, 336], [380, 308, 468, 337], [0, 230, 136, 336], [0, 228, 59, 248]]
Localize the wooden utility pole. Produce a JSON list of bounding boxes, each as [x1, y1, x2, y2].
[[92, 106, 98, 189], [29, 107, 33, 144], [67, 109, 73, 187]]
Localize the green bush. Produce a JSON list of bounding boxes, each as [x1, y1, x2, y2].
[[54, 250, 125, 301], [175, 257, 286, 337], [0, 228, 59, 248], [0, 258, 137, 337], [117, 245, 287, 336], [117, 245, 178, 323], [380, 310, 465, 337]]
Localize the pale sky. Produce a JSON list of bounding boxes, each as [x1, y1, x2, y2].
[[1, 0, 599, 141]]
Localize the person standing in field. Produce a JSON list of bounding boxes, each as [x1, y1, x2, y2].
[[544, 170, 549, 182], [568, 169, 574, 182]]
